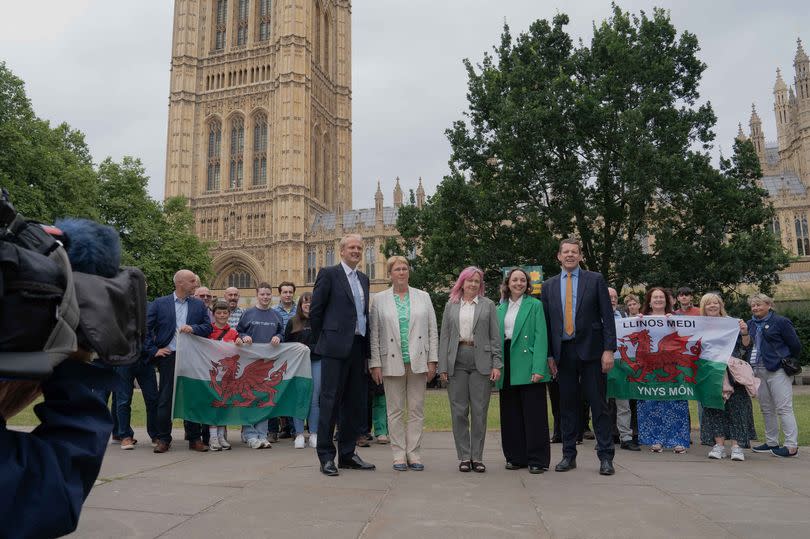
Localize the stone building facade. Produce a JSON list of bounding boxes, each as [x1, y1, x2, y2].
[[164, 0, 419, 296], [742, 38, 810, 295]]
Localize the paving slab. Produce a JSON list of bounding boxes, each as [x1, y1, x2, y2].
[[63, 428, 810, 539]]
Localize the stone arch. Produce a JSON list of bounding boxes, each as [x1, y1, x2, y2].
[[211, 250, 265, 289]]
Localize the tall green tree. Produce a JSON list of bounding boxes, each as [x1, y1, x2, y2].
[[0, 61, 99, 222], [97, 157, 212, 298], [397, 5, 788, 297]]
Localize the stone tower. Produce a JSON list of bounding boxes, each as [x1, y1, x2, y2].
[[164, 0, 352, 289]]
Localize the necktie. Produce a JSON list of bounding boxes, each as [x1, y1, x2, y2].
[[349, 270, 366, 336], [564, 272, 574, 336]]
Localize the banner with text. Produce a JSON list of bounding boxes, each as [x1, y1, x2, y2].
[[607, 316, 739, 409], [173, 334, 313, 425]]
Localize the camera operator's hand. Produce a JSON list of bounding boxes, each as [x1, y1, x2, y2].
[[179, 325, 194, 334], [155, 347, 172, 358]]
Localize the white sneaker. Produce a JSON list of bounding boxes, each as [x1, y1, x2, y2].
[[309, 433, 318, 448], [294, 434, 306, 449], [219, 435, 231, 450], [259, 438, 272, 449], [730, 446, 745, 461], [209, 438, 222, 451], [708, 444, 726, 459], [248, 438, 263, 449]]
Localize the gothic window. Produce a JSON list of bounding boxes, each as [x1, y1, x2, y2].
[[229, 116, 244, 189], [259, 0, 272, 41], [236, 0, 249, 46], [770, 217, 781, 238], [253, 112, 268, 186], [325, 246, 334, 267], [313, 2, 321, 67], [323, 11, 330, 73], [307, 247, 317, 283], [228, 271, 255, 289], [207, 120, 222, 191], [365, 244, 376, 280], [323, 134, 331, 206], [795, 215, 810, 256], [311, 134, 321, 200], [215, 0, 227, 51]]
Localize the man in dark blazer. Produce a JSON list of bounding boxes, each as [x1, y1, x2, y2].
[[540, 238, 617, 475], [145, 269, 212, 453], [310, 234, 375, 476]]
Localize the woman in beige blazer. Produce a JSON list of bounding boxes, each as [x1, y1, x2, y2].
[[438, 266, 502, 473], [369, 256, 439, 471]]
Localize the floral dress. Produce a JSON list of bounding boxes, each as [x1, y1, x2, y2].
[[638, 399, 691, 448]]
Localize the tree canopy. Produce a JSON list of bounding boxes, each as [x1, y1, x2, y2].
[[388, 5, 789, 300], [1, 61, 211, 298]]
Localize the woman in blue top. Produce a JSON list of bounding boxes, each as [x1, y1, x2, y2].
[[745, 293, 801, 457]]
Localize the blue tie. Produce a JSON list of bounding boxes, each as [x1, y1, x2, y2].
[[349, 270, 366, 336]]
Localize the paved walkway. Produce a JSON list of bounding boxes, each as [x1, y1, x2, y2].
[[67, 429, 810, 539]]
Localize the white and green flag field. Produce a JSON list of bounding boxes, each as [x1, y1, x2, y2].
[[173, 334, 313, 425], [607, 316, 740, 409]]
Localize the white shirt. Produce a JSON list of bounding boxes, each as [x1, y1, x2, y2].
[[504, 296, 523, 339], [459, 296, 479, 341], [340, 260, 365, 305]]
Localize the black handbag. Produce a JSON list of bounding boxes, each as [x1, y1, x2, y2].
[[781, 356, 803, 377]]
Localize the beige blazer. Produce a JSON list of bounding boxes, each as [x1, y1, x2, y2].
[[438, 296, 503, 377], [369, 287, 439, 376]]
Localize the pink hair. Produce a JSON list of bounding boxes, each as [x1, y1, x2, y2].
[[449, 266, 486, 303]]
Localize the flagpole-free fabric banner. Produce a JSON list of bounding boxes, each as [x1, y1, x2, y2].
[[173, 333, 313, 425], [607, 316, 740, 409]]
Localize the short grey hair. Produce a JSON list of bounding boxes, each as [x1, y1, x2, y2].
[[747, 293, 774, 308], [339, 234, 363, 249]]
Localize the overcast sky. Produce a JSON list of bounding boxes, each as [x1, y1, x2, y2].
[[1, 1, 807, 208]]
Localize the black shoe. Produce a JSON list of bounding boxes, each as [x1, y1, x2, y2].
[[620, 441, 641, 451], [320, 461, 339, 476], [555, 457, 577, 472], [550, 435, 562, 444], [505, 462, 524, 470], [338, 454, 376, 470], [599, 458, 615, 476], [528, 465, 544, 474]]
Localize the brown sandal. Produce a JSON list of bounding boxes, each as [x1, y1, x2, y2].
[[472, 461, 486, 473], [458, 460, 471, 472]]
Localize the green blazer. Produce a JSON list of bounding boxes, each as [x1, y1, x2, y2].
[[496, 295, 549, 389]]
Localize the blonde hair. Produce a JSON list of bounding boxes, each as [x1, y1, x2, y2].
[[699, 293, 727, 316], [339, 234, 363, 249], [386, 255, 409, 275]]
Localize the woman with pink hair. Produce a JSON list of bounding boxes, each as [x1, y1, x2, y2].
[[438, 266, 502, 473]]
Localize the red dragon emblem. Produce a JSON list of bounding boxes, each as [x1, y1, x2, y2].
[[208, 354, 288, 408], [617, 330, 702, 384]]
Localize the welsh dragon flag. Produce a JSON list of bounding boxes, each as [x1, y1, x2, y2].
[[173, 333, 313, 425], [607, 316, 740, 409]]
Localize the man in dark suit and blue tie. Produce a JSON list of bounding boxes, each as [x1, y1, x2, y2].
[[540, 239, 617, 475], [310, 234, 376, 476], [145, 269, 213, 453]]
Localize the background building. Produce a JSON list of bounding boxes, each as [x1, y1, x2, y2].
[[742, 38, 810, 296], [164, 0, 420, 296]]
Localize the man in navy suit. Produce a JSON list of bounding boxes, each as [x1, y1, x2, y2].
[[540, 239, 617, 475], [145, 269, 212, 453], [310, 234, 375, 476]]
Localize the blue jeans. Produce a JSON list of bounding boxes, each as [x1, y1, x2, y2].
[[293, 359, 321, 434], [114, 360, 159, 440], [242, 420, 269, 442]]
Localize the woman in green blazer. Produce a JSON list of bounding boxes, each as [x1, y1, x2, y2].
[[497, 268, 550, 474]]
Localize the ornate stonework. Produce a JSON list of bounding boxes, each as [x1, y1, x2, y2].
[[165, 1, 416, 296]]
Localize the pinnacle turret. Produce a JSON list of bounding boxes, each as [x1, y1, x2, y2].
[[775, 68, 788, 92]]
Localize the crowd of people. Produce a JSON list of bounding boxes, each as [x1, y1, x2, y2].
[[108, 234, 802, 478]]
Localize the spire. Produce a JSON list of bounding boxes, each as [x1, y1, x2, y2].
[[750, 103, 762, 125], [736, 123, 747, 142], [374, 180, 383, 217], [795, 37, 809, 66], [749, 104, 765, 161], [393, 176, 403, 208], [416, 177, 426, 209], [774, 68, 788, 92]]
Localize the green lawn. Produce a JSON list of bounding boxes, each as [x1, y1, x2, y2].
[[9, 390, 810, 446]]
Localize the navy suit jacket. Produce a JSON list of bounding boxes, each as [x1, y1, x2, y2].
[[310, 263, 370, 359], [540, 268, 616, 362], [145, 294, 212, 359]]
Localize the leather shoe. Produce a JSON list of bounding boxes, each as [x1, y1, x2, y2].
[[528, 465, 544, 474], [189, 440, 208, 452], [392, 463, 408, 472], [599, 459, 615, 476], [555, 457, 577, 472], [338, 454, 376, 470], [153, 440, 170, 453], [550, 435, 562, 443], [620, 441, 641, 451], [505, 462, 524, 470], [320, 461, 339, 476]]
